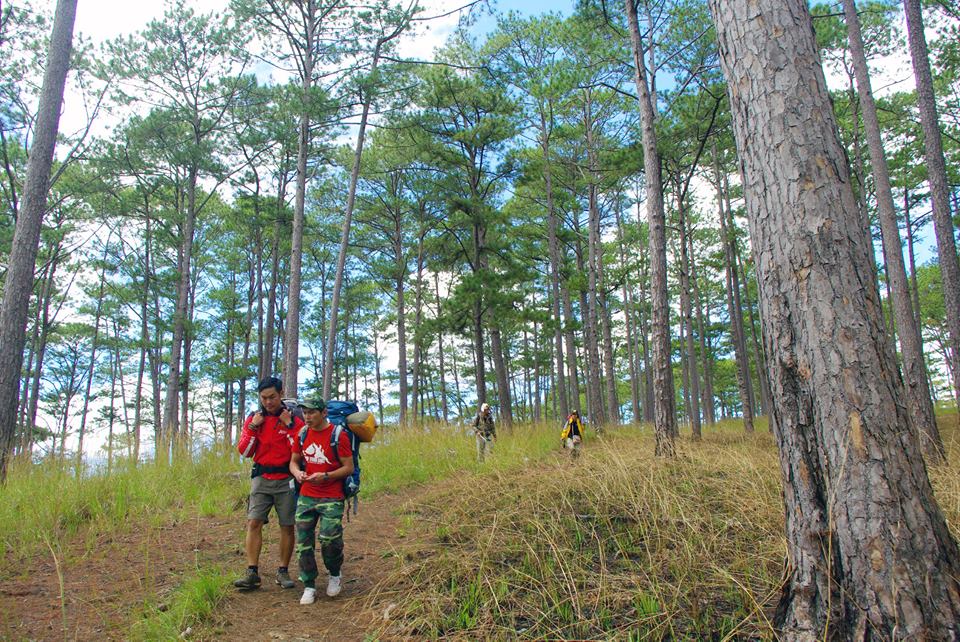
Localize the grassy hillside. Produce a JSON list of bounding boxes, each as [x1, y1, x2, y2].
[[369, 415, 960, 640]]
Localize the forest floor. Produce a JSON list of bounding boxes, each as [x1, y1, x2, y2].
[[0, 484, 430, 641]]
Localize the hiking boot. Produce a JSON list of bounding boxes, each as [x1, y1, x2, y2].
[[299, 587, 317, 605], [233, 568, 261, 591], [326, 574, 342, 597], [276, 569, 296, 589]]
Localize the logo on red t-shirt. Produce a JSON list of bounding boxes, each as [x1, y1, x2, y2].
[[302, 441, 333, 467]]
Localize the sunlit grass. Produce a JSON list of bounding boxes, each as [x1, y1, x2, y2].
[[361, 419, 579, 495], [369, 414, 960, 640]]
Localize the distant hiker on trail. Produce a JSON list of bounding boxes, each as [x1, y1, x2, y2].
[[560, 410, 584, 459], [472, 402, 496, 462], [289, 396, 354, 605], [233, 376, 304, 592]]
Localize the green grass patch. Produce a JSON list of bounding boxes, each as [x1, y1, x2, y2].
[[130, 566, 230, 640], [360, 419, 585, 495]]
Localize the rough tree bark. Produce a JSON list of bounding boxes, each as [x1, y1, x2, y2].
[[710, 0, 960, 636], [0, 0, 77, 481]]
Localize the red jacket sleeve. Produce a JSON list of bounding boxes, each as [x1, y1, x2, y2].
[[237, 413, 259, 458]]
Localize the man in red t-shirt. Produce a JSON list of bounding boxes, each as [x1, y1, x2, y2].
[[290, 396, 354, 605], [233, 376, 304, 591]]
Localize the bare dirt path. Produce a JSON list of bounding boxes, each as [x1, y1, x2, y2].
[[0, 510, 238, 640], [0, 488, 426, 641]]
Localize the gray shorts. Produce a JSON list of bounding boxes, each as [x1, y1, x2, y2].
[[247, 475, 297, 526]]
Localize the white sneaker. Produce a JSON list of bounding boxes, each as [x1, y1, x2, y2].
[[326, 574, 342, 597], [299, 587, 316, 605]]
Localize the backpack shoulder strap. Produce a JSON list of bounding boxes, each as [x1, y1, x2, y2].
[[330, 424, 344, 464]]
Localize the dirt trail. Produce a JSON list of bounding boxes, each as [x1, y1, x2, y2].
[[212, 490, 423, 641], [0, 488, 426, 641]]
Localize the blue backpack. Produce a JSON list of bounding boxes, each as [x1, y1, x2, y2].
[[299, 400, 363, 515]]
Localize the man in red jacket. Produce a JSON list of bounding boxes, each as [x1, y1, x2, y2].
[[233, 376, 304, 591]]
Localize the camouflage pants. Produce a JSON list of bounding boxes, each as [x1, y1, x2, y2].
[[295, 496, 345, 585], [476, 432, 493, 462]]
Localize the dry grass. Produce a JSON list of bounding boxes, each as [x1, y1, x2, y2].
[[368, 414, 960, 641]]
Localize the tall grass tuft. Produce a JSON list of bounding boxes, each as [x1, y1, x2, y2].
[[130, 566, 230, 640]]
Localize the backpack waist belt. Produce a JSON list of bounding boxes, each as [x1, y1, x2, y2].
[[251, 463, 292, 479]]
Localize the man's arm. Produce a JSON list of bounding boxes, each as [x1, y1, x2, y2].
[[290, 452, 306, 482]]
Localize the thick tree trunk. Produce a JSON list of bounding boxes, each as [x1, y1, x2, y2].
[[904, 0, 960, 409], [844, 0, 944, 460], [625, 0, 676, 454], [710, 1, 960, 636], [0, 0, 77, 481]]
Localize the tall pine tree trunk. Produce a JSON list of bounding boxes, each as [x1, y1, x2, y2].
[[434, 273, 449, 423], [541, 116, 569, 419], [844, 0, 943, 460], [711, 0, 960, 635], [678, 192, 701, 439], [625, 0, 676, 454], [904, 0, 960, 409], [713, 151, 754, 432], [617, 210, 642, 422], [691, 229, 715, 425], [0, 0, 77, 481], [410, 234, 425, 419]]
